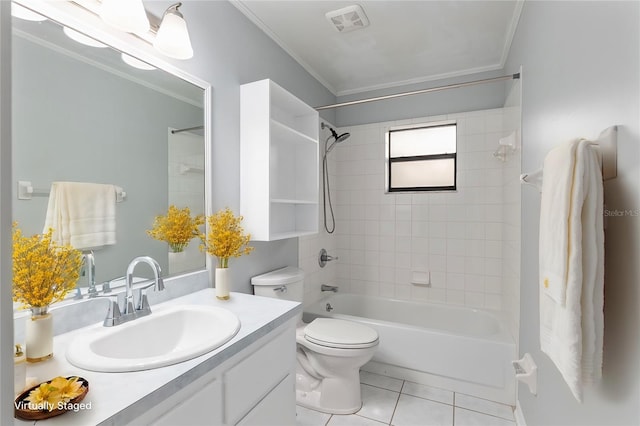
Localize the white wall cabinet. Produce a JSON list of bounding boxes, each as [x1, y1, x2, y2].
[[241, 79, 319, 241], [133, 320, 297, 426]]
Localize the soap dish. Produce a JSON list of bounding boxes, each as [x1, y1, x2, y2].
[[14, 376, 89, 420]]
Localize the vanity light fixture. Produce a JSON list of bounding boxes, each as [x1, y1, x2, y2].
[[153, 3, 194, 60], [11, 3, 47, 22], [121, 53, 156, 71], [99, 0, 150, 34], [18, 0, 195, 60], [63, 27, 108, 48]]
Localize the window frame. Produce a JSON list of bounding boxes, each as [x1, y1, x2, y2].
[[385, 121, 457, 193]]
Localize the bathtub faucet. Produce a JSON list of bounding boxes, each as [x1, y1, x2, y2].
[[321, 284, 338, 293]]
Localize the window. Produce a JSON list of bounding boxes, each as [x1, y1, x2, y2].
[[386, 122, 457, 192]]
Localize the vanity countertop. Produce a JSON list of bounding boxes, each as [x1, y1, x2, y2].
[[14, 289, 300, 426]]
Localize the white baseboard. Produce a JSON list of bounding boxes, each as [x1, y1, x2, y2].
[[514, 400, 527, 426]]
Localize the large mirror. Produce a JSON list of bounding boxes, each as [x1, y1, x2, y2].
[[11, 5, 207, 292]]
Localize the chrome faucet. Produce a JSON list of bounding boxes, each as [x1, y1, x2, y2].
[[102, 256, 165, 327], [124, 256, 164, 315], [80, 251, 98, 298], [321, 284, 338, 293]]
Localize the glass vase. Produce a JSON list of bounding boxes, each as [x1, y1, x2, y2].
[[25, 306, 53, 363]]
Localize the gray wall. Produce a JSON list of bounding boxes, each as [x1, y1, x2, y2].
[[5, 1, 334, 422], [145, 0, 336, 293], [335, 70, 507, 127], [504, 2, 639, 424], [12, 36, 203, 283], [0, 2, 13, 423]]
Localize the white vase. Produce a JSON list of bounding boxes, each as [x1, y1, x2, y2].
[[168, 250, 189, 274], [215, 267, 230, 300], [26, 306, 53, 363]]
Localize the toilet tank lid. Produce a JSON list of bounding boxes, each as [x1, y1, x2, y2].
[[251, 266, 304, 286]]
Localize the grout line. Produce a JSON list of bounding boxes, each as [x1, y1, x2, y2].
[[398, 381, 455, 407], [455, 391, 516, 410], [453, 392, 516, 421], [454, 406, 516, 423], [356, 412, 393, 425], [387, 380, 404, 426], [360, 381, 403, 394], [452, 401, 456, 426], [452, 393, 457, 425]]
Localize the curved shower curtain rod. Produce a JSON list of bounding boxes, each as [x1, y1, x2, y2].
[[315, 73, 520, 111]]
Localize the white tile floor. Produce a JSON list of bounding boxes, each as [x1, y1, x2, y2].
[[296, 371, 516, 426]]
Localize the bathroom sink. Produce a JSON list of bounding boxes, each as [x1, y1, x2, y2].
[[66, 305, 240, 372]]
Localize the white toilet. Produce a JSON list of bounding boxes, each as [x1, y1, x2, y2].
[[251, 267, 379, 414]]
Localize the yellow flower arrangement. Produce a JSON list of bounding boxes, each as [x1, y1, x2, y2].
[[12, 224, 83, 309], [200, 208, 253, 268], [147, 205, 205, 253], [25, 376, 84, 412]]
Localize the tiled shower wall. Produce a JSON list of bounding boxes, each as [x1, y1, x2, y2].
[[328, 108, 517, 310], [501, 80, 522, 339], [298, 121, 340, 307], [299, 107, 521, 325]]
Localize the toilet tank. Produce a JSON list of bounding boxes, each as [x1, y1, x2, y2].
[[251, 266, 304, 303]]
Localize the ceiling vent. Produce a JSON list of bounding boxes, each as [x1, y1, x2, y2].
[[325, 5, 369, 33]]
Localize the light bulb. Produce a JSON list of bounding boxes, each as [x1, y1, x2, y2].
[[63, 27, 108, 48], [153, 3, 194, 60], [121, 53, 156, 71], [100, 0, 149, 34]]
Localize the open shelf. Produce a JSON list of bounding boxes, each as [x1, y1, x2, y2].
[[270, 119, 318, 146], [240, 79, 319, 241]]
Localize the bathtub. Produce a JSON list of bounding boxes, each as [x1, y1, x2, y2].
[[303, 293, 516, 404]]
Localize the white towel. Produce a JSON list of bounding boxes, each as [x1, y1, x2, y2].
[[539, 140, 604, 402], [539, 139, 580, 305], [43, 182, 117, 250]]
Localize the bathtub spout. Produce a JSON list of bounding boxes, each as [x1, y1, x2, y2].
[[321, 284, 338, 293]]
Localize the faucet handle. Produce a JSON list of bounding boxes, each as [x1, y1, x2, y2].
[[101, 275, 126, 294], [318, 248, 339, 268], [73, 287, 83, 300], [136, 293, 151, 313], [135, 281, 159, 312], [96, 294, 122, 327]]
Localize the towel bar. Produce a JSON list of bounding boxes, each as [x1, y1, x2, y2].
[[521, 125, 618, 191], [17, 181, 126, 202], [520, 169, 543, 192]]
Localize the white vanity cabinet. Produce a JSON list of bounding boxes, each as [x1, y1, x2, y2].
[[134, 319, 297, 426], [240, 79, 319, 241]]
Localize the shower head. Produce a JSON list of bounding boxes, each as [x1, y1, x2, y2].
[[321, 122, 350, 153], [333, 131, 351, 143]]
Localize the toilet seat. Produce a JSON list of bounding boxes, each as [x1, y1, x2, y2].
[[304, 318, 378, 349]]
